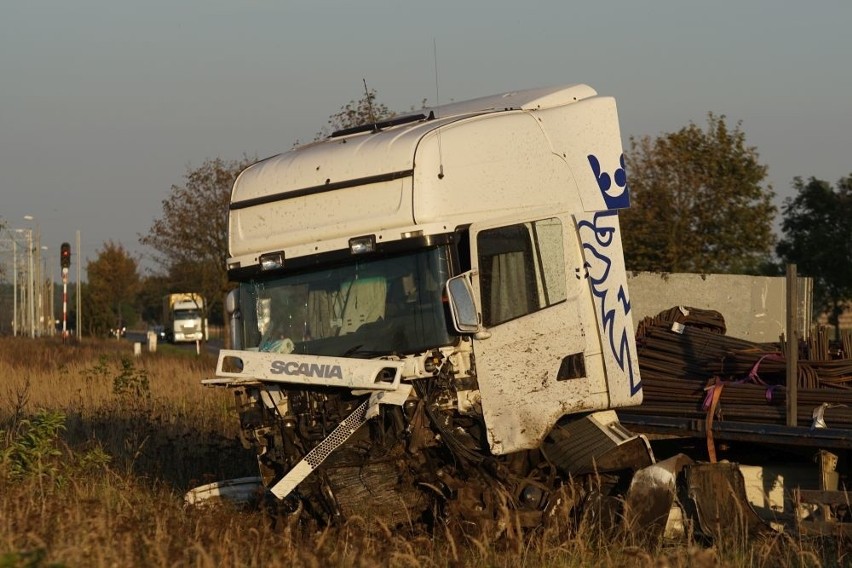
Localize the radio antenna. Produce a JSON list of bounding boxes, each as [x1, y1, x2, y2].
[[363, 78, 378, 132], [433, 38, 445, 179]]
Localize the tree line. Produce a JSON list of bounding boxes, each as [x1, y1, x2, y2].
[[80, 91, 852, 338]]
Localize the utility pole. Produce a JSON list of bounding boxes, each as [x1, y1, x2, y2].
[[23, 215, 37, 338], [12, 237, 17, 336], [26, 228, 34, 338], [39, 245, 47, 336], [76, 230, 82, 340]]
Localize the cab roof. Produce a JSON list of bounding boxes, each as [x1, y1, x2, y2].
[[230, 84, 597, 209]]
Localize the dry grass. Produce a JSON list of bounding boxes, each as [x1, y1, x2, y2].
[[0, 337, 848, 567]]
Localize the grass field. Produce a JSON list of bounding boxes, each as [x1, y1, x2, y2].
[[0, 337, 847, 567]]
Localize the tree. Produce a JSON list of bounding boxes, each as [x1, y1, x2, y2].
[[137, 274, 171, 324], [315, 87, 395, 140], [140, 92, 404, 343], [141, 157, 256, 340], [84, 241, 140, 336], [621, 113, 777, 274], [776, 176, 852, 338]]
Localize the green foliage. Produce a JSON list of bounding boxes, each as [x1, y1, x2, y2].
[[776, 175, 852, 333], [84, 241, 140, 337], [82, 354, 111, 383], [82, 355, 151, 402], [621, 113, 777, 274], [0, 549, 66, 568], [140, 157, 256, 332], [73, 444, 112, 474], [112, 357, 151, 401], [0, 385, 111, 482], [1, 409, 66, 480]]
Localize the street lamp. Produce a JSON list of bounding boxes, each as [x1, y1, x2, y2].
[[12, 234, 18, 336], [15, 227, 34, 338], [23, 215, 44, 337], [41, 245, 52, 336]]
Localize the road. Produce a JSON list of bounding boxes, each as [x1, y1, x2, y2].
[[124, 330, 223, 356]]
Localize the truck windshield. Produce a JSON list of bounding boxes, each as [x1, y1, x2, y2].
[[174, 309, 200, 319], [237, 247, 455, 357]]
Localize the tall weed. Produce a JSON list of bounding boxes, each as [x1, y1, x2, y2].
[[1, 408, 66, 481]]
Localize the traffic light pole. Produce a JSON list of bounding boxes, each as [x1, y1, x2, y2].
[[62, 269, 68, 341], [60, 242, 71, 342]]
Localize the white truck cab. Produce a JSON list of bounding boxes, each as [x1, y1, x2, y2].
[[207, 84, 647, 523]]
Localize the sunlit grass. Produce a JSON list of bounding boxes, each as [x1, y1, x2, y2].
[[0, 336, 847, 567]]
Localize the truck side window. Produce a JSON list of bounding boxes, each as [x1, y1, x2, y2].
[[477, 218, 566, 326]]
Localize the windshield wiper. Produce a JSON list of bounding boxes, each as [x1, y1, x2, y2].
[[342, 344, 363, 356], [341, 344, 392, 359]]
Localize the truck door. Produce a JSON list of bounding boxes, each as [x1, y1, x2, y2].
[[468, 214, 610, 455]]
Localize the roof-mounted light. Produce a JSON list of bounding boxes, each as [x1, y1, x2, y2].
[[259, 251, 285, 271], [349, 235, 376, 255]]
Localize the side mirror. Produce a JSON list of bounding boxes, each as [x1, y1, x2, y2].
[[445, 274, 480, 334], [225, 289, 239, 315], [225, 289, 242, 349]]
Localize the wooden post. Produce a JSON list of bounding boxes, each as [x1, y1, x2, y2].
[[786, 264, 798, 427]]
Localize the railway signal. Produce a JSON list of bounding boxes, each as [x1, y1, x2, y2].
[[60, 242, 71, 340], [60, 242, 71, 271]]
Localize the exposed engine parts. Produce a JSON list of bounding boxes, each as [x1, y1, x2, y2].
[[223, 349, 666, 535]]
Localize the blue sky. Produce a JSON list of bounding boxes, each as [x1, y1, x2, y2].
[[2, 1, 850, 277]]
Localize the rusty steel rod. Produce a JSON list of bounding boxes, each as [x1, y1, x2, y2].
[[632, 306, 852, 433]]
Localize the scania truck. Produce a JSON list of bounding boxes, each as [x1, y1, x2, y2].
[[194, 84, 758, 537]]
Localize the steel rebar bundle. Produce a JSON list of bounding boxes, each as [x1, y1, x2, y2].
[[632, 306, 852, 429]]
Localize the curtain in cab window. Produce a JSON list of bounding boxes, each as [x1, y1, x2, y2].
[[478, 218, 566, 326]]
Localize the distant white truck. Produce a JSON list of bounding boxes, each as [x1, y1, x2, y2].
[[162, 293, 206, 343]]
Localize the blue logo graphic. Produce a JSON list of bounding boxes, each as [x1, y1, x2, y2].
[[577, 211, 640, 396], [587, 154, 630, 210]]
